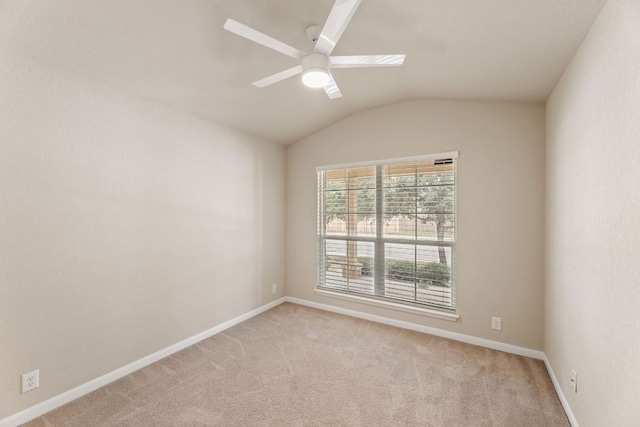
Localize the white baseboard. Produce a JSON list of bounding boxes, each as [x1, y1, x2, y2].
[[2, 296, 576, 427], [543, 354, 579, 427], [285, 296, 545, 360], [0, 297, 286, 427]]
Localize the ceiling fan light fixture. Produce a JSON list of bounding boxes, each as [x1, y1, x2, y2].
[[302, 68, 331, 88], [301, 53, 331, 88]]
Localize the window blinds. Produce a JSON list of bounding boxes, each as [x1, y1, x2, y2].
[[317, 153, 457, 310]]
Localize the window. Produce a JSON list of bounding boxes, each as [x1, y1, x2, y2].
[[317, 152, 458, 312]]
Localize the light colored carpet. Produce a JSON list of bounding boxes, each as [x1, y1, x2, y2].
[[24, 302, 569, 426]]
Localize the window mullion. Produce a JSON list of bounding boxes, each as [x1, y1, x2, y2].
[[374, 165, 385, 295], [414, 166, 418, 301], [317, 172, 326, 282]]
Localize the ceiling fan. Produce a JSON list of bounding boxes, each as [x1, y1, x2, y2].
[[223, 0, 406, 99]]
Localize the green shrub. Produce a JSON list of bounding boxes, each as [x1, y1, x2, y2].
[[358, 257, 374, 276], [385, 260, 415, 281], [418, 262, 450, 287], [385, 260, 451, 287]]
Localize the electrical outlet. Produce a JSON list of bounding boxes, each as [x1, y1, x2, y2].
[[22, 369, 39, 393], [491, 317, 502, 330], [272, 284, 277, 294], [570, 370, 577, 393]]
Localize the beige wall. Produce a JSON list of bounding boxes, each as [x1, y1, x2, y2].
[[286, 99, 545, 350], [7, 2, 639, 423], [545, 0, 640, 425], [0, 55, 285, 419]]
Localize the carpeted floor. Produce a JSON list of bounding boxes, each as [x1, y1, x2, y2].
[[24, 302, 569, 426]]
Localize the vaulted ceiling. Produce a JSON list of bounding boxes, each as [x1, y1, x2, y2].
[[0, 0, 607, 144]]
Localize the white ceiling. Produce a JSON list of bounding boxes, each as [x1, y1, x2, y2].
[[0, 0, 607, 144]]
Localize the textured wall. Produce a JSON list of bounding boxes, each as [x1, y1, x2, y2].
[[286, 99, 545, 350], [0, 55, 285, 419], [545, 0, 640, 425]]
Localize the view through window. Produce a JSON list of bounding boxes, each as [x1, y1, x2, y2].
[[317, 153, 457, 310]]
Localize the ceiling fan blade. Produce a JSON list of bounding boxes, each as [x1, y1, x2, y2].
[[330, 54, 406, 68], [323, 76, 342, 99], [313, 0, 361, 56], [224, 19, 306, 60], [252, 66, 303, 88]]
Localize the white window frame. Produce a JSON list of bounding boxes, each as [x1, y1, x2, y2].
[[316, 152, 459, 321]]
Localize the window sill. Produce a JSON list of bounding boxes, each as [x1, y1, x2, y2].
[[314, 289, 460, 322]]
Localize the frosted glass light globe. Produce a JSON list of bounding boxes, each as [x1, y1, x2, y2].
[[302, 69, 331, 88]]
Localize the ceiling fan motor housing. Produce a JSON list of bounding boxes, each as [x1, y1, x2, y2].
[[301, 53, 331, 88]]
